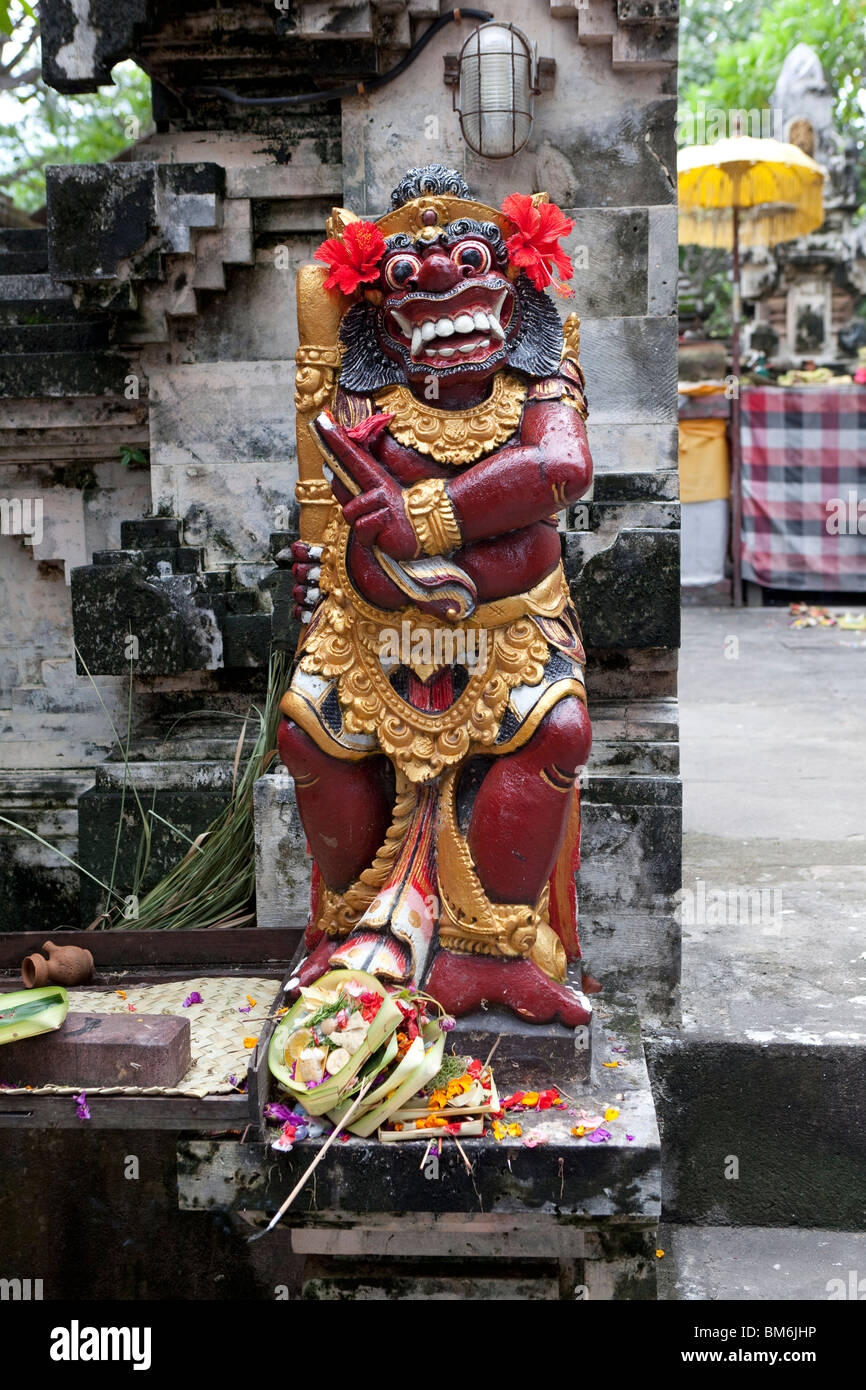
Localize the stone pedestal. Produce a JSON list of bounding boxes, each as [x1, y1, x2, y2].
[[252, 771, 310, 935], [448, 970, 595, 1086], [178, 999, 659, 1300]]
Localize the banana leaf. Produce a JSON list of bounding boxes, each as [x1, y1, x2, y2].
[[344, 1033, 446, 1139], [268, 969, 402, 1116], [0, 986, 69, 1046]]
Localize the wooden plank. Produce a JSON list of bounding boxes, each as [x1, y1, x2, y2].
[[0, 1092, 250, 1130], [248, 978, 289, 1135], [0, 927, 302, 972], [0, 969, 286, 991]]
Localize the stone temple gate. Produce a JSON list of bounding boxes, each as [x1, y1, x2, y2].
[[1, 0, 680, 1297]]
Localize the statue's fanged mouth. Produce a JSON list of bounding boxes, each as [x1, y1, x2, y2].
[[382, 280, 516, 371]]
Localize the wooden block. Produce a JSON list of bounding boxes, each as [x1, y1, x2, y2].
[[3, 1012, 191, 1088]]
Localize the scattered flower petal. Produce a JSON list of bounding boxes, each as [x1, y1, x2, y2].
[[182, 991, 202, 1008], [264, 1103, 295, 1123], [586, 1126, 612, 1144]]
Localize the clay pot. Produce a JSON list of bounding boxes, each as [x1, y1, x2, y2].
[[21, 940, 94, 989]]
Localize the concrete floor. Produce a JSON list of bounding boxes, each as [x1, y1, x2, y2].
[[679, 605, 866, 1041], [658, 1223, 866, 1300], [659, 606, 866, 1300]]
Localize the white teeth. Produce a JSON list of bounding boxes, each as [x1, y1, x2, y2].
[[457, 340, 477, 353], [391, 309, 412, 335], [488, 315, 505, 341], [306, 587, 321, 603], [435, 317, 454, 337], [453, 313, 475, 334], [421, 320, 436, 342], [437, 346, 455, 357], [473, 311, 490, 331], [411, 326, 423, 357], [308, 546, 323, 560], [301, 610, 312, 623], [480, 338, 490, 347], [308, 566, 321, 581]]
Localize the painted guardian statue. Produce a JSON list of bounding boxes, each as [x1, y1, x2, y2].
[[279, 166, 594, 1028]]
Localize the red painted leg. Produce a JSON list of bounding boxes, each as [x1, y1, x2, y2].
[[278, 718, 395, 985], [467, 697, 592, 904], [287, 934, 338, 993], [277, 718, 394, 890], [426, 699, 594, 1027]]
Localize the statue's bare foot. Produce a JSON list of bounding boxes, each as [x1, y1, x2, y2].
[[288, 930, 413, 996], [424, 949, 592, 1028], [288, 935, 339, 993]]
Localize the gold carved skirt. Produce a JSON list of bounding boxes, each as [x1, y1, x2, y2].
[[281, 561, 586, 784]]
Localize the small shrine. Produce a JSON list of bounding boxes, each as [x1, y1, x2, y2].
[[743, 43, 866, 368]]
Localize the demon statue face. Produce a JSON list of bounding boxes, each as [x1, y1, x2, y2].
[[335, 167, 565, 401]]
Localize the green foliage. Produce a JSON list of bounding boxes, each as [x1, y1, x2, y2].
[[120, 447, 148, 469], [678, 242, 734, 339], [679, 0, 866, 144], [678, 0, 866, 337], [0, 0, 34, 35], [0, 4, 152, 211]]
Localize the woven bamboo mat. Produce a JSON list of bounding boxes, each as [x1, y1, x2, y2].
[[1, 976, 280, 1098]]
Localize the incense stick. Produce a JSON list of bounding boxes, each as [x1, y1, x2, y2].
[[249, 1077, 374, 1241]]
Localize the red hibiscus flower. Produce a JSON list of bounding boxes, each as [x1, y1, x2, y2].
[[502, 193, 575, 298], [314, 220, 386, 295], [359, 990, 384, 1023]]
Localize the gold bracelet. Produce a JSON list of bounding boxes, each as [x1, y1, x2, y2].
[[404, 478, 462, 556]]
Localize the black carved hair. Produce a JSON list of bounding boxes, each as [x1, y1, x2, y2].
[[389, 165, 471, 207], [339, 302, 404, 392], [509, 276, 565, 377]]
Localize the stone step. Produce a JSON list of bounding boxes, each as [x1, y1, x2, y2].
[[10, 681, 112, 715], [1, 320, 111, 353], [658, 1223, 866, 1301], [0, 228, 47, 254], [0, 248, 50, 275], [0, 351, 133, 398], [0, 272, 72, 305], [647, 1032, 866, 1231]]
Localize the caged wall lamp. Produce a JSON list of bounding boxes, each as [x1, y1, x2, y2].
[[448, 21, 554, 160]]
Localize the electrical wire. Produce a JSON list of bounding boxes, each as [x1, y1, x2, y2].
[[186, 8, 494, 108]]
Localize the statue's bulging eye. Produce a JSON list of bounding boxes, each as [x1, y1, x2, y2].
[[384, 255, 422, 289], [451, 240, 492, 273]]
